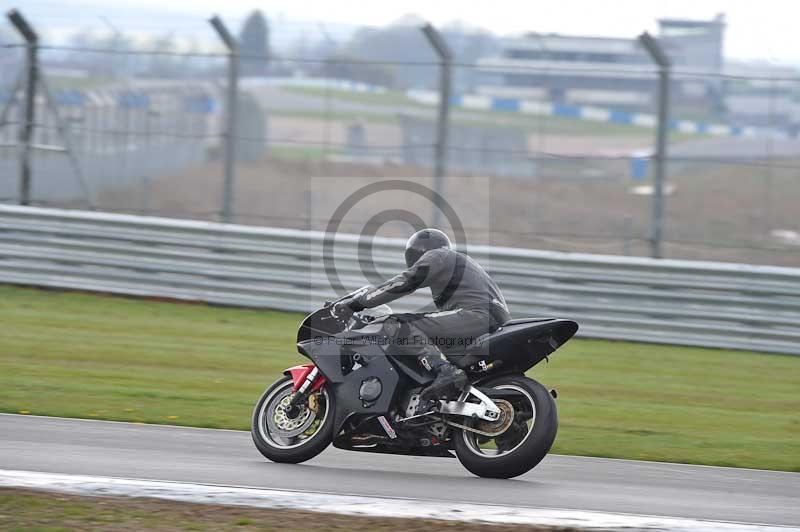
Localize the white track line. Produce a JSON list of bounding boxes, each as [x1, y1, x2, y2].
[[0, 469, 796, 531]]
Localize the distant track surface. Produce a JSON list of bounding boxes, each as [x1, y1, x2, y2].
[[0, 414, 797, 526]]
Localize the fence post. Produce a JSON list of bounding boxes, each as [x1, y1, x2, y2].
[[7, 9, 38, 206], [638, 32, 671, 259], [420, 23, 452, 229], [209, 15, 239, 223]]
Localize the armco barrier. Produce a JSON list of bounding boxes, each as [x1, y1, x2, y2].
[[0, 205, 798, 355]]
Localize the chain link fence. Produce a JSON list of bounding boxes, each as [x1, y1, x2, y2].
[[1, 12, 799, 266]]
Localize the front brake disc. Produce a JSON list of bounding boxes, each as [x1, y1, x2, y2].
[[269, 393, 316, 438]]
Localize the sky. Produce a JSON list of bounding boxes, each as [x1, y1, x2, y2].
[[5, 0, 800, 64]]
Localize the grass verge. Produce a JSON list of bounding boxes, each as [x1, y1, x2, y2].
[[278, 86, 698, 139], [1, 285, 798, 471], [0, 489, 564, 531], [283, 86, 422, 108]]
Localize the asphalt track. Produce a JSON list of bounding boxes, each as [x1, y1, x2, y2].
[[0, 414, 798, 527]]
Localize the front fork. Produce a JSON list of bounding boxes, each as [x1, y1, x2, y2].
[[283, 364, 327, 417]]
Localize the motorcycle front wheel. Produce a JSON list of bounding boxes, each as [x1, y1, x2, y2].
[[251, 375, 335, 463], [453, 374, 558, 479]]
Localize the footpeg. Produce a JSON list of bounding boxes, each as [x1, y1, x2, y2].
[[415, 398, 439, 416]]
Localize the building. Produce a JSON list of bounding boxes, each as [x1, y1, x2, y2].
[[658, 15, 725, 71], [476, 15, 727, 114], [721, 61, 800, 129]]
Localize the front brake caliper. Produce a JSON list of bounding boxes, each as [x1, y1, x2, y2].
[[308, 393, 319, 413]]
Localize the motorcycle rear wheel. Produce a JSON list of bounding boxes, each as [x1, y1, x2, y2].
[[251, 376, 335, 463], [453, 374, 557, 479]]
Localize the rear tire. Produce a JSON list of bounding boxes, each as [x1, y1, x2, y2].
[[453, 374, 557, 479], [251, 376, 335, 464]]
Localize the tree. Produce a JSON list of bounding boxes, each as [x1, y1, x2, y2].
[[66, 29, 135, 78], [239, 10, 270, 77], [331, 15, 500, 91], [321, 53, 395, 87], [146, 34, 182, 78]]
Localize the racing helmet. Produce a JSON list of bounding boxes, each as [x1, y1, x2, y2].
[[404, 228, 452, 268]]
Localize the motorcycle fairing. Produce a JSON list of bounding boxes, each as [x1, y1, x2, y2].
[[385, 353, 432, 385], [284, 364, 327, 393], [294, 305, 576, 438], [332, 438, 455, 458], [296, 308, 344, 343], [297, 338, 400, 435], [450, 318, 579, 374]]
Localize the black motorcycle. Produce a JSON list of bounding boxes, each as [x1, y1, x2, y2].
[[251, 288, 578, 479]]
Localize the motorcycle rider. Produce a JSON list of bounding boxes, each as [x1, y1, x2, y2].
[[335, 228, 511, 405]]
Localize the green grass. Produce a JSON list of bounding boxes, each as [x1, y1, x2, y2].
[[270, 107, 673, 139], [0, 489, 546, 531], [284, 86, 420, 107], [267, 145, 341, 160], [1, 285, 798, 471], [279, 85, 698, 139], [47, 76, 114, 91]]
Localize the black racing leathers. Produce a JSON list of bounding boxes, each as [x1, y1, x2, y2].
[[354, 248, 509, 317], [352, 248, 511, 360]]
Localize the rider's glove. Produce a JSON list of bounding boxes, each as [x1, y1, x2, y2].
[[347, 298, 365, 312], [332, 297, 364, 319]]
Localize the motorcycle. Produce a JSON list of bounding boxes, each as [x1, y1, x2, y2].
[[251, 288, 578, 479]]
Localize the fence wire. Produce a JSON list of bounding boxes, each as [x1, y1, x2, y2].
[[1, 35, 799, 267]]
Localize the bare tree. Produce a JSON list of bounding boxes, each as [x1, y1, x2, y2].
[[239, 10, 270, 77]]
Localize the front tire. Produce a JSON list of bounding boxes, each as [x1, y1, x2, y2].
[[453, 374, 557, 479], [251, 376, 335, 464]]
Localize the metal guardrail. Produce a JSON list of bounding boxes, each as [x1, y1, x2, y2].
[[1, 204, 799, 355]]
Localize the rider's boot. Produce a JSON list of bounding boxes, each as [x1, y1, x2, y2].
[[418, 349, 468, 408]]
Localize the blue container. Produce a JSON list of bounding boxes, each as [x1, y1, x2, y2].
[[630, 157, 649, 181]]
